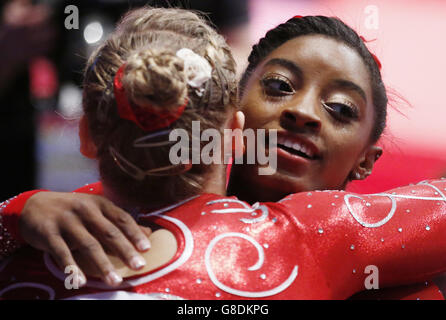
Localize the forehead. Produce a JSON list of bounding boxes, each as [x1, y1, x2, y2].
[[263, 35, 371, 93]]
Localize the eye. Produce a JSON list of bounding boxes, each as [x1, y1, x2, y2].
[[261, 76, 295, 97], [323, 102, 359, 122]]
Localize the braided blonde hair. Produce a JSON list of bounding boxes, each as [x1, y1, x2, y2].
[[82, 7, 237, 207]]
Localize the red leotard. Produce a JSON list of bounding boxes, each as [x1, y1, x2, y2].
[[1, 179, 446, 299]]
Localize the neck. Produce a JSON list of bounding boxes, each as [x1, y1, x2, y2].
[[227, 165, 290, 204], [200, 163, 228, 196], [103, 164, 228, 212], [102, 185, 153, 217], [226, 165, 260, 204]]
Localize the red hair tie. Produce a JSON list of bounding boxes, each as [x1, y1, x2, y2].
[[370, 53, 382, 70], [359, 36, 382, 70], [113, 64, 187, 132], [293, 15, 303, 19]]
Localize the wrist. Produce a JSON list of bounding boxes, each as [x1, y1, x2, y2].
[[1, 190, 46, 244]]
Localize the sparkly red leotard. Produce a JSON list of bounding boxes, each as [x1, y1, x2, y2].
[[1, 179, 446, 299]]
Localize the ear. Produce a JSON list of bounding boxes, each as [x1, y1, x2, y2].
[[79, 115, 97, 159], [223, 111, 246, 161], [231, 111, 246, 158], [350, 145, 382, 180], [231, 111, 245, 131]]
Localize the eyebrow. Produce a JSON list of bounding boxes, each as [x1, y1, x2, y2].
[[264, 58, 367, 103], [332, 79, 367, 103], [264, 58, 303, 79]]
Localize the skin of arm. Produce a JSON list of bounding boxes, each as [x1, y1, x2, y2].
[[0, 185, 152, 287], [0, 190, 43, 260]]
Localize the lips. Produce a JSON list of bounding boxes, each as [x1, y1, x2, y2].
[[275, 132, 321, 160]]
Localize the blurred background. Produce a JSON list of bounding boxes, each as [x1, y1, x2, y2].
[[0, 0, 445, 200]]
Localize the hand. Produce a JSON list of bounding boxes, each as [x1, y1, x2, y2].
[[19, 192, 152, 287]]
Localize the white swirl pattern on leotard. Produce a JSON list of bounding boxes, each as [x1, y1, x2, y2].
[[344, 194, 397, 228], [0, 282, 55, 300], [44, 214, 194, 290], [65, 291, 185, 300], [345, 180, 446, 228], [204, 232, 298, 298], [206, 199, 269, 224], [417, 180, 446, 201]]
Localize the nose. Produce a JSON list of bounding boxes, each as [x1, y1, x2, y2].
[[280, 104, 322, 134]]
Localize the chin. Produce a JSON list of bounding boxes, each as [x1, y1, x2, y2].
[[254, 168, 315, 195]]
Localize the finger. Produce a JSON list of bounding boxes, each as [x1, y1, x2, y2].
[[139, 226, 153, 238], [84, 215, 147, 271], [72, 202, 147, 270], [62, 225, 123, 287], [100, 199, 151, 252], [45, 235, 87, 287]]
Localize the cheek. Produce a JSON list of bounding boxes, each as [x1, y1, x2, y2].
[[321, 128, 368, 182], [241, 95, 277, 130], [241, 79, 291, 129]]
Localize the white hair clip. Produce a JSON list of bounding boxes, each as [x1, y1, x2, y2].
[[176, 48, 212, 96]]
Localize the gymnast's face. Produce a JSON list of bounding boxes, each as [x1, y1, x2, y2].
[[237, 35, 381, 199]]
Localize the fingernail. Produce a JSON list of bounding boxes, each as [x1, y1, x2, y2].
[[130, 256, 146, 270], [78, 274, 87, 287], [137, 239, 151, 251], [105, 271, 122, 286]]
